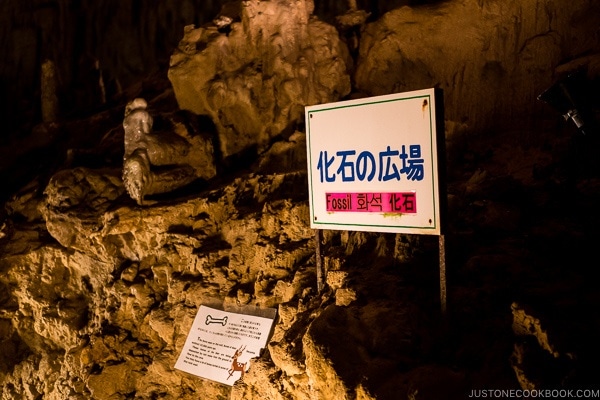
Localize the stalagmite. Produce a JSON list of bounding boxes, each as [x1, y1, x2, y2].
[[40, 59, 59, 123], [122, 98, 218, 205]]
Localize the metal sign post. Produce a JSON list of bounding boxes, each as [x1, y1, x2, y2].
[[439, 234, 447, 316], [315, 229, 324, 293]]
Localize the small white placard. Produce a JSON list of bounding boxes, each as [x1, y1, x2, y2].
[[174, 305, 275, 385]]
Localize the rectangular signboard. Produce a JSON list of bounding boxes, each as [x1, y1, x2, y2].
[[305, 88, 444, 235]]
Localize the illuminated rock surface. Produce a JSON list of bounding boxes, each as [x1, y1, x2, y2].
[[354, 0, 600, 133], [121, 97, 217, 205], [168, 0, 352, 159]]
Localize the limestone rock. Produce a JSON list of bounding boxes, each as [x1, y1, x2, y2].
[[256, 131, 307, 174], [2, 169, 317, 398], [40, 59, 60, 123], [86, 361, 142, 400], [121, 98, 217, 205], [511, 302, 558, 357], [326, 270, 349, 290], [355, 0, 600, 133], [302, 305, 367, 400], [335, 288, 357, 306], [168, 0, 352, 159], [510, 302, 577, 391], [230, 358, 289, 400]]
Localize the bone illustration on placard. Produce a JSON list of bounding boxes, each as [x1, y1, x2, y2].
[[205, 314, 228, 326]]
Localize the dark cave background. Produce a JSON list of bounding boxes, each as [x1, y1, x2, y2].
[[0, 0, 421, 141], [0, 0, 447, 205]]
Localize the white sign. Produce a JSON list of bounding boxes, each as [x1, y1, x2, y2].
[[305, 88, 444, 235], [174, 305, 275, 385]]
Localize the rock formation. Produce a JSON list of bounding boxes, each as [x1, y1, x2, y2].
[[168, 0, 352, 159], [355, 0, 600, 133], [122, 98, 217, 205]]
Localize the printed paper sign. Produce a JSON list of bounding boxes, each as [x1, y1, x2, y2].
[[175, 305, 275, 385], [325, 192, 417, 213], [305, 88, 444, 235]]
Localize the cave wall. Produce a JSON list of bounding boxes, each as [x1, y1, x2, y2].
[[354, 0, 600, 134], [167, 0, 600, 161], [0, 0, 412, 140], [0, 0, 600, 399], [0, 0, 229, 136]]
